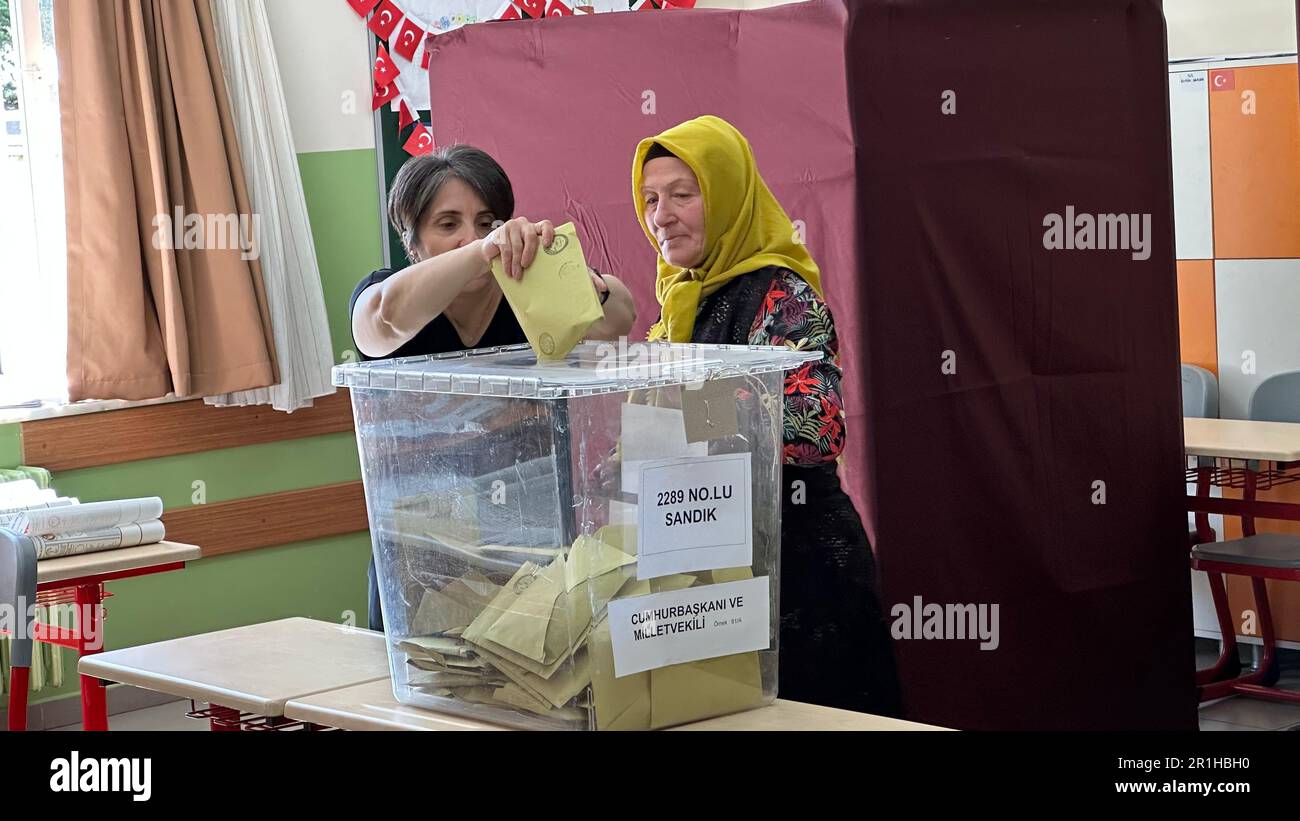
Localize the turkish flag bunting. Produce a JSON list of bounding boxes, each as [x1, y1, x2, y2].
[[346, 0, 381, 18], [372, 80, 399, 110], [546, 0, 573, 16], [373, 43, 400, 86], [403, 124, 436, 157], [367, 0, 403, 39], [399, 99, 417, 130], [393, 17, 425, 61], [495, 1, 522, 19], [517, 0, 545, 18]]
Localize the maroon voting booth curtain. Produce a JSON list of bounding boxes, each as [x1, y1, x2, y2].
[[425, 0, 1197, 730]]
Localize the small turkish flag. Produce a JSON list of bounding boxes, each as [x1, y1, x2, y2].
[[495, 1, 522, 19], [373, 44, 400, 86], [403, 124, 436, 157], [372, 80, 399, 110], [347, 0, 381, 17], [517, 0, 545, 18], [399, 99, 416, 130], [367, 0, 403, 40], [393, 18, 425, 61], [546, 0, 573, 16], [632, 0, 658, 10], [1209, 69, 1236, 91]]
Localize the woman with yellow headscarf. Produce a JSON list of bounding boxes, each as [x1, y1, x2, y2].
[[633, 115, 901, 717]]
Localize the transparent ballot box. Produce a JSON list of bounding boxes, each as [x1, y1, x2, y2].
[[334, 341, 819, 729]]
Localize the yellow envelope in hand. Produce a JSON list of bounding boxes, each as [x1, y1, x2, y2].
[[491, 221, 604, 360]]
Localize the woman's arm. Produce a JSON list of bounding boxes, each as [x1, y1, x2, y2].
[[748, 272, 848, 466], [584, 272, 638, 341], [351, 217, 554, 358], [351, 243, 488, 359]]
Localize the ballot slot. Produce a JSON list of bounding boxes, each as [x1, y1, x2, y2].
[[339, 341, 816, 730]]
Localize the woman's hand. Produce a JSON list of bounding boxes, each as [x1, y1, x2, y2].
[[589, 268, 610, 301], [479, 216, 555, 280], [584, 272, 637, 341]]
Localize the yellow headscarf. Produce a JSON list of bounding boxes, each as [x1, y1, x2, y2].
[[633, 115, 823, 342]]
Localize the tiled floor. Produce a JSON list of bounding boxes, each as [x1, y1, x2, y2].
[[1194, 640, 1300, 731], [49, 699, 206, 732], [44, 642, 1300, 731]]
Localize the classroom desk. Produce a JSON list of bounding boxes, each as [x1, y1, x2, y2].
[[77, 617, 390, 731], [1183, 417, 1300, 537], [1183, 417, 1300, 463], [281, 678, 947, 731], [1182, 417, 1300, 703], [5, 540, 201, 732]]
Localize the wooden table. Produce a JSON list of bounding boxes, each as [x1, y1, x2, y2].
[[6, 540, 201, 732], [77, 617, 390, 730], [1183, 418, 1300, 536], [1183, 417, 1300, 462], [282, 678, 947, 731]]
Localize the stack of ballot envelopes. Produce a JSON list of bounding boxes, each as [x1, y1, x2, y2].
[[399, 523, 767, 729]]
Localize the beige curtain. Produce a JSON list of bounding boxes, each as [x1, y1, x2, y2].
[[55, 0, 278, 401]]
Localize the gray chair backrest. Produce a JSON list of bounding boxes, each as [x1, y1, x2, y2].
[[1249, 372, 1300, 424], [1181, 364, 1218, 419], [0, 528, 38, 668]]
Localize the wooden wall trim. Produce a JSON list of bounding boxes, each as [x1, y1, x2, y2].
[[161, 481, 369, 559], [22, 390, 354, 472]]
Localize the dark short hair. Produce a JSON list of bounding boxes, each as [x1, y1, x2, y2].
[[387, 144, 515, 262], [643, 142, 678, 165]]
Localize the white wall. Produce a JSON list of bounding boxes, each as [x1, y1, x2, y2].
[[263, 0, 375, 154], [1166, 0, 1297, 60], [710, 0, 1300, 61]]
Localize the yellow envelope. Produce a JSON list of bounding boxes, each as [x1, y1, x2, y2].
[[589, 570, 766, 730], [464, 536, 637, 673], [465, 561, 565, 663], [490, 221, 604, 361], [648, 652, 766, 729], [474, 642, 593, 710], [409, 570, 502, 636], [589, 620, 651, 731]]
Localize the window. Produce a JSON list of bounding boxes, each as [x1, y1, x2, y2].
[[0, 0, 66, 408]]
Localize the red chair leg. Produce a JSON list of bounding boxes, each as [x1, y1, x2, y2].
[[1195, 570, 1242, 685], [1248, 576, 1280, 686], [7, 666, 30, 731]]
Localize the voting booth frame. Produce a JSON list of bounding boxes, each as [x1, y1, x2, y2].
[[421, 0, 1200, 729]]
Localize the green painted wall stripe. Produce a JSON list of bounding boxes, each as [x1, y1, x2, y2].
[[50, 431, 361, 508], [0, 424, 20, 469], [298, 148, 383, 364]]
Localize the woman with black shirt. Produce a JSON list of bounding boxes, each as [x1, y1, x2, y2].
[[350, 145, 637, 631]]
